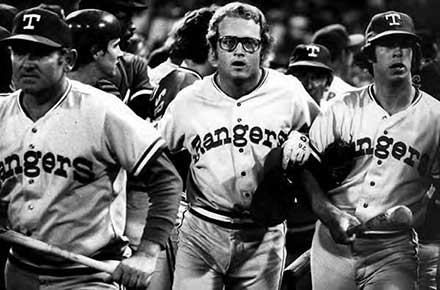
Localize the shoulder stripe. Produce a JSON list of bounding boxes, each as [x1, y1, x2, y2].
[[131, 137, 167, 176]]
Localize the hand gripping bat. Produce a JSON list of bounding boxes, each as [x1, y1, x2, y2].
[[346, 205, 413, 236], [0, 228, 119, 273]]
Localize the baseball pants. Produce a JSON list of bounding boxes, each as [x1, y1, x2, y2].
[[172, 211, 286, 290], [311, 220, 418, 290], [418, 240, 440, 290], [5, 259, 121, 290]]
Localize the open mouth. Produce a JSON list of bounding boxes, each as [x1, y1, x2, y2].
[[231, 60, 246, 67], [389, 63, 405, 69]]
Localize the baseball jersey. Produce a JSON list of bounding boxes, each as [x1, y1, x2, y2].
[[309, 84, 440, 225], [0, 80, 166, 265], [159, 68, 319, 213], [321, 75, 358, 108]]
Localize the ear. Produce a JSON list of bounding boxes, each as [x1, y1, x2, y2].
[[91, 45, 104, 60], [63, 48, 77, 73]]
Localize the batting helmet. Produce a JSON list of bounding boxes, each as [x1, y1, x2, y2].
[[361, 11, 422, 73], [66, 9, 121, 69]]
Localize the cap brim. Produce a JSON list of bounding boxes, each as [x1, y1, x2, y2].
[[348, 34, 365, 47], [368, 31, 421, 44], [289, 60, 333, 72], [1, 34, 62, 47]]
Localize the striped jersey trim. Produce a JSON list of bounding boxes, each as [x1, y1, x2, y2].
[[131, 137, 166, 176], [367, 84, 422, 109], [129, 88, 154, 102]]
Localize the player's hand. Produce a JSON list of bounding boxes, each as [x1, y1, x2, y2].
[[282, 131, 311, 170], [112, 251, 158, 289], [327, 211, 361, 244]]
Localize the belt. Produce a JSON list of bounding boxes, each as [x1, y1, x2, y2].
[[189, 206, 261, 229]]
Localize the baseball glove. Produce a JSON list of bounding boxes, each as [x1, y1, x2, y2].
[[318, 138, 356, 190], [250, 147, 302, 227]]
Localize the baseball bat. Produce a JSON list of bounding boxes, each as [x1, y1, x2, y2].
[[283, 248, 311, 278], [0, 228, 118, 273], [346, 205, 413, 236]]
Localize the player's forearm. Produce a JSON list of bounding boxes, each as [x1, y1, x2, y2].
[[300, 169, 342, 226], [139, 152, 182, 248]]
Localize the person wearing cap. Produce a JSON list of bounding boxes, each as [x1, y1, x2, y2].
[[288, 10, 440, 290], [0, 6, 182, 290], [287, 43, 334, 105], [312, 24, 364, 105]]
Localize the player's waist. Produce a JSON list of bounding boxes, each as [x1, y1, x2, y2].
[[188, 206, 261, 229]]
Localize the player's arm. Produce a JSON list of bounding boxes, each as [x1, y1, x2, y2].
[[294, 106, 361, 244]]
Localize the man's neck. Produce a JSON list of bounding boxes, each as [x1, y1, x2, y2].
[[181, 60, 212, 77], [373, 79, 415, 115], [68, 64, 104, 86], [216, 68, 263, 100], [21, 77, 69, 121]]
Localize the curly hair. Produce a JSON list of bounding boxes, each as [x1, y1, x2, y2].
[[206, 2, 272, 63], [169, 6, 216, 64]]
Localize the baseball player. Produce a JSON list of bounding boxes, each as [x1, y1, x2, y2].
[[159, 3, 319, 289], [66, 9, 123, 92], [0, 7, 182, 290], [78, 0, 155, 120], [293, 11, 440, 290], [311, 24, 364, 106]]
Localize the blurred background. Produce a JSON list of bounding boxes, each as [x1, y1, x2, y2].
[[4, 0, 440, 69]]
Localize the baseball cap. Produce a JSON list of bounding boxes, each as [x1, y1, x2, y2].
[[2, 7, 72, 48], [288, 44, 333, 73], [312, 24, 365, 57], [364, 11, 420, 46]]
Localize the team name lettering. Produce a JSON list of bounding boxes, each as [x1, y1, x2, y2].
[[355, 134, 429, 176], [191, 124, 288, 162], [0, 150, 95, 185], [22, 14, 41, 30]]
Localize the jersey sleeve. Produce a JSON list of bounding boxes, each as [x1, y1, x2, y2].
[[309, 101, 346, 153], [157, 90, 188, 154], [289, 77, 321, 132], [103, 96, 167, 176]]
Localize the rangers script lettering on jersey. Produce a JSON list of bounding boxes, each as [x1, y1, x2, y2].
[[0, 80, 166, 263], [309, 85, 440, 225], [159, 69, 319, 213]]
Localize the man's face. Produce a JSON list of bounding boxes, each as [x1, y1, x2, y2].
[[212, 16, 262, 84], [112, 9, 136, 49], [292, 67, 330, 104], [96, 38, 123, 77], [10, 42, 66, 94], [372, 35, 414, 82]]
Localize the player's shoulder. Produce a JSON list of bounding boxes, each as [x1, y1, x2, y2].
[[69, 79, 125, 108], [418, 88, 440, 110], [265, 68, 304, 89], [0, 90, 18, 109]]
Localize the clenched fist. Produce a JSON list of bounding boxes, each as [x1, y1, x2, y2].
[[282, 131, 311, 170]]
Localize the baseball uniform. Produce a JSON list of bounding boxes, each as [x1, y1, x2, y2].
[[0, 80, 167, 269], [308, 84, 440, 290], [159, 68, 319, 289]]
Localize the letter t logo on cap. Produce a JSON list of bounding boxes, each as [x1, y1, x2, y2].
[[23, 14, 41, 30], [385, 13, 401, 26], [306, 45, 320, 57]]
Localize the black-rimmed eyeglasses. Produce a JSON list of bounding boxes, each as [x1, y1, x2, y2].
[[218, 36, 262, 54]]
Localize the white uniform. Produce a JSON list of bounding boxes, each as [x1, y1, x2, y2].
[[0, 80, 166, 266], [309, 84, 440, 290], [160, 69, 319, 213], [321, 76, 358, 108], [310, 84, 440, 224], [159, 68, 319, 290]]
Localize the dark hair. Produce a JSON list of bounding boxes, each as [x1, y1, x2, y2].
[[169, 6, 216, 64], [206, 2, 272, 62], [66, 9, 121, 69]]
